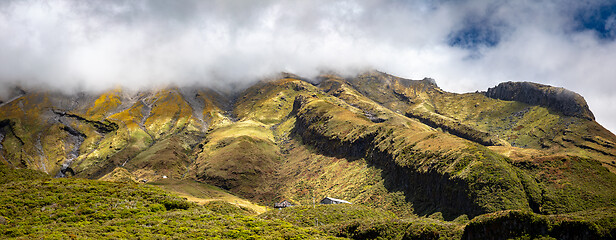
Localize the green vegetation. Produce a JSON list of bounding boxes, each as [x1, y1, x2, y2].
[[292, 94, 532, 218], [149, 179, 269, 214], [512, 155, 616, 214], [276, 140, 416, 217], [327, 217, 463, 240], [188, 118, 282, 204], [86, 89, 123, 120], [260, 204, 464, 240], [260, 204, 395, 227], [124, 135, 193, 179], [0, 164, 48, 184], [404, 110, 503, 146], [1, 71, 616, 238], [0, 175, 337, 239], [463, 209, 616, 239], [0, 166, 612, 239]]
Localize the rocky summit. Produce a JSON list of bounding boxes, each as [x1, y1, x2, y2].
[[1, 71, 615, 239], [486, 81, 595, 120]]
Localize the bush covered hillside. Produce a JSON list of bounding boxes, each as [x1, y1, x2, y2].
[[1, 71, 616, 238], [0, 167, 336, 239]]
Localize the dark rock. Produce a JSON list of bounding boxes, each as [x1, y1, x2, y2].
[[405, 111, 503, 146], [421, 77, 438, 87], [52, 110, 119, 133], [486, 82, 594, 120], [364, 112, 386, 123]]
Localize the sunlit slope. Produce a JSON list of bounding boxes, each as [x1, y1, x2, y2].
[[0, 92, 102, 175], [349, 71, 615, 164], [0, 87, 225, 181], [149, 178, 269, 214]]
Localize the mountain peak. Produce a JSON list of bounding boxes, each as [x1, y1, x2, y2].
[[486, 81, 595, 120]]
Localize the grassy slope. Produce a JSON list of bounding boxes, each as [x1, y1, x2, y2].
[[414, 83, 616, 214], [276, 138, 415, 217], [261, 204, 395, 226], [463, 208, 616, 240], [260, 204, 615, 240], [432, 92, 616, 161], [189, 78, 358, 206], [260, 204, 464, 240], [149, 178, 269, 214], [511, 154, 616, 214], [0, 164, 48, 184], [0, 93, 74, 174], [191, 120, 281, 203]]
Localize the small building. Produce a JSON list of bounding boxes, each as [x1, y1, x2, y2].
[[274, 200, 294, 209], [320, 197, 351, 205]]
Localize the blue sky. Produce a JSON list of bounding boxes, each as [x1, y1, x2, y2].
[[0, 0, 615, 133]]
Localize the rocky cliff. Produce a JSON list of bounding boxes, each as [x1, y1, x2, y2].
[[486, 81, 595, 120]]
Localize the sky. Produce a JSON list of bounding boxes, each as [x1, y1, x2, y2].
[[1, 0, 615, 133]]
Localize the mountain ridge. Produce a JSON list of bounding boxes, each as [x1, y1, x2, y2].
[[1, 71, 615, 220]]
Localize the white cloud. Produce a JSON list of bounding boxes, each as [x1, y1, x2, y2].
[[0, 0, 615, 133]]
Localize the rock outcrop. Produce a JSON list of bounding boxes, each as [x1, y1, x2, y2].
[[486, 82, 595, 120]]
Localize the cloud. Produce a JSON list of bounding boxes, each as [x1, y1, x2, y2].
[[0, 0, 615, 133]]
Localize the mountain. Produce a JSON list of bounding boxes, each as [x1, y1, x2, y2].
[[1, 71, 615, 239]]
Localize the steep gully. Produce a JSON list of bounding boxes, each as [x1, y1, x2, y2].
[[178, 89, 239, 179], [52, 112, 86, 177], [51, 110, 119, 177], [113, 96, 156, 168], [0, 127, 8, 166], [177, 89, 206, 179], [54, 124, 85, 177], [35, 134, 47, 173], [137, 99, 156, 143], [0, 119, 25, 167]]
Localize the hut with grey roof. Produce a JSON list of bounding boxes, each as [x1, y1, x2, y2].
[[320, 197, 351, 205]]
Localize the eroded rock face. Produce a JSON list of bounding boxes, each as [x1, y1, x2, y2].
[[486, 82, 594, 120]]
